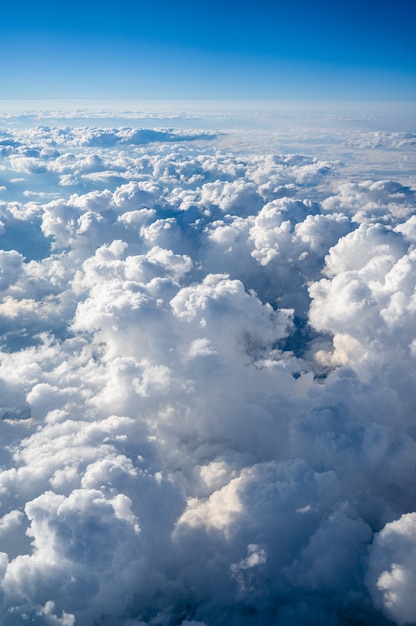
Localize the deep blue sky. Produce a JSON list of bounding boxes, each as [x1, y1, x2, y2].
[[1, 0, 415, 100]]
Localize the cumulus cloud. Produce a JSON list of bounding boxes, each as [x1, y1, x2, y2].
[[0, 250, 24, 290], [322, 180, 416, 224], [367, 514, 416, 625], [0, 111, 415, 626]]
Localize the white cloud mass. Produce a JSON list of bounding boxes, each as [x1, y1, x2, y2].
[[0, 107, 415, 626]]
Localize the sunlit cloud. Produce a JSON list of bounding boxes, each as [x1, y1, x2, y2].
[[0, 106, 415, 625]]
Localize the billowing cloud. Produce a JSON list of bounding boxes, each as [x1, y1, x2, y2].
[[367, 514, 416, 625], [0, 112, 415, 625], [322, 180, 416, 224]]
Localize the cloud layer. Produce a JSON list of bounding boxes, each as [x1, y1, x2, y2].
[[0, 115, 415, 625]]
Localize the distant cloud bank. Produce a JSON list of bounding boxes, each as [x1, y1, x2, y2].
[[0, 111, 415, 625]]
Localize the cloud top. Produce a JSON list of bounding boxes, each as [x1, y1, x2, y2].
[[0, 116, 415, 625]]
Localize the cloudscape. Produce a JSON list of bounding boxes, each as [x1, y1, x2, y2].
[[1, 0, 416, 624], [0, 101, 415, 626]]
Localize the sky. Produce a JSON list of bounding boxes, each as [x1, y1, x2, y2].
[[0, 2, 416, 623], [1, 0, 416, 100]]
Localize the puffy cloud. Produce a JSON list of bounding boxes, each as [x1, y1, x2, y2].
[[309, 222, 416, 378], [2, 126, 217, 153], [0, 250, 24, 290], [0, 111, 414, 626], [113, 181, 163, 211], [322, 179, 416, 224], [367, 513, 416, 625]]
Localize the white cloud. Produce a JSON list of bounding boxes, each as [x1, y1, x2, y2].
[[0, 250, 24, 290], [0, 112, 414, 625], [322, 180, 416, 224], [367, 513, 416, 625]]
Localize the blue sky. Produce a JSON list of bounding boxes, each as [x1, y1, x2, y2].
[[1, 0, 416, 100]]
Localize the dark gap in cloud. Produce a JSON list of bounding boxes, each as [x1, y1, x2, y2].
[[0, 329, 45, 352], [0, 219, 52, 261]]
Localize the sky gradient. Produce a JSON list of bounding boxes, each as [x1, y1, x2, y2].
[[1, 3, 416, 623], [2, 0, 416, 100]]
